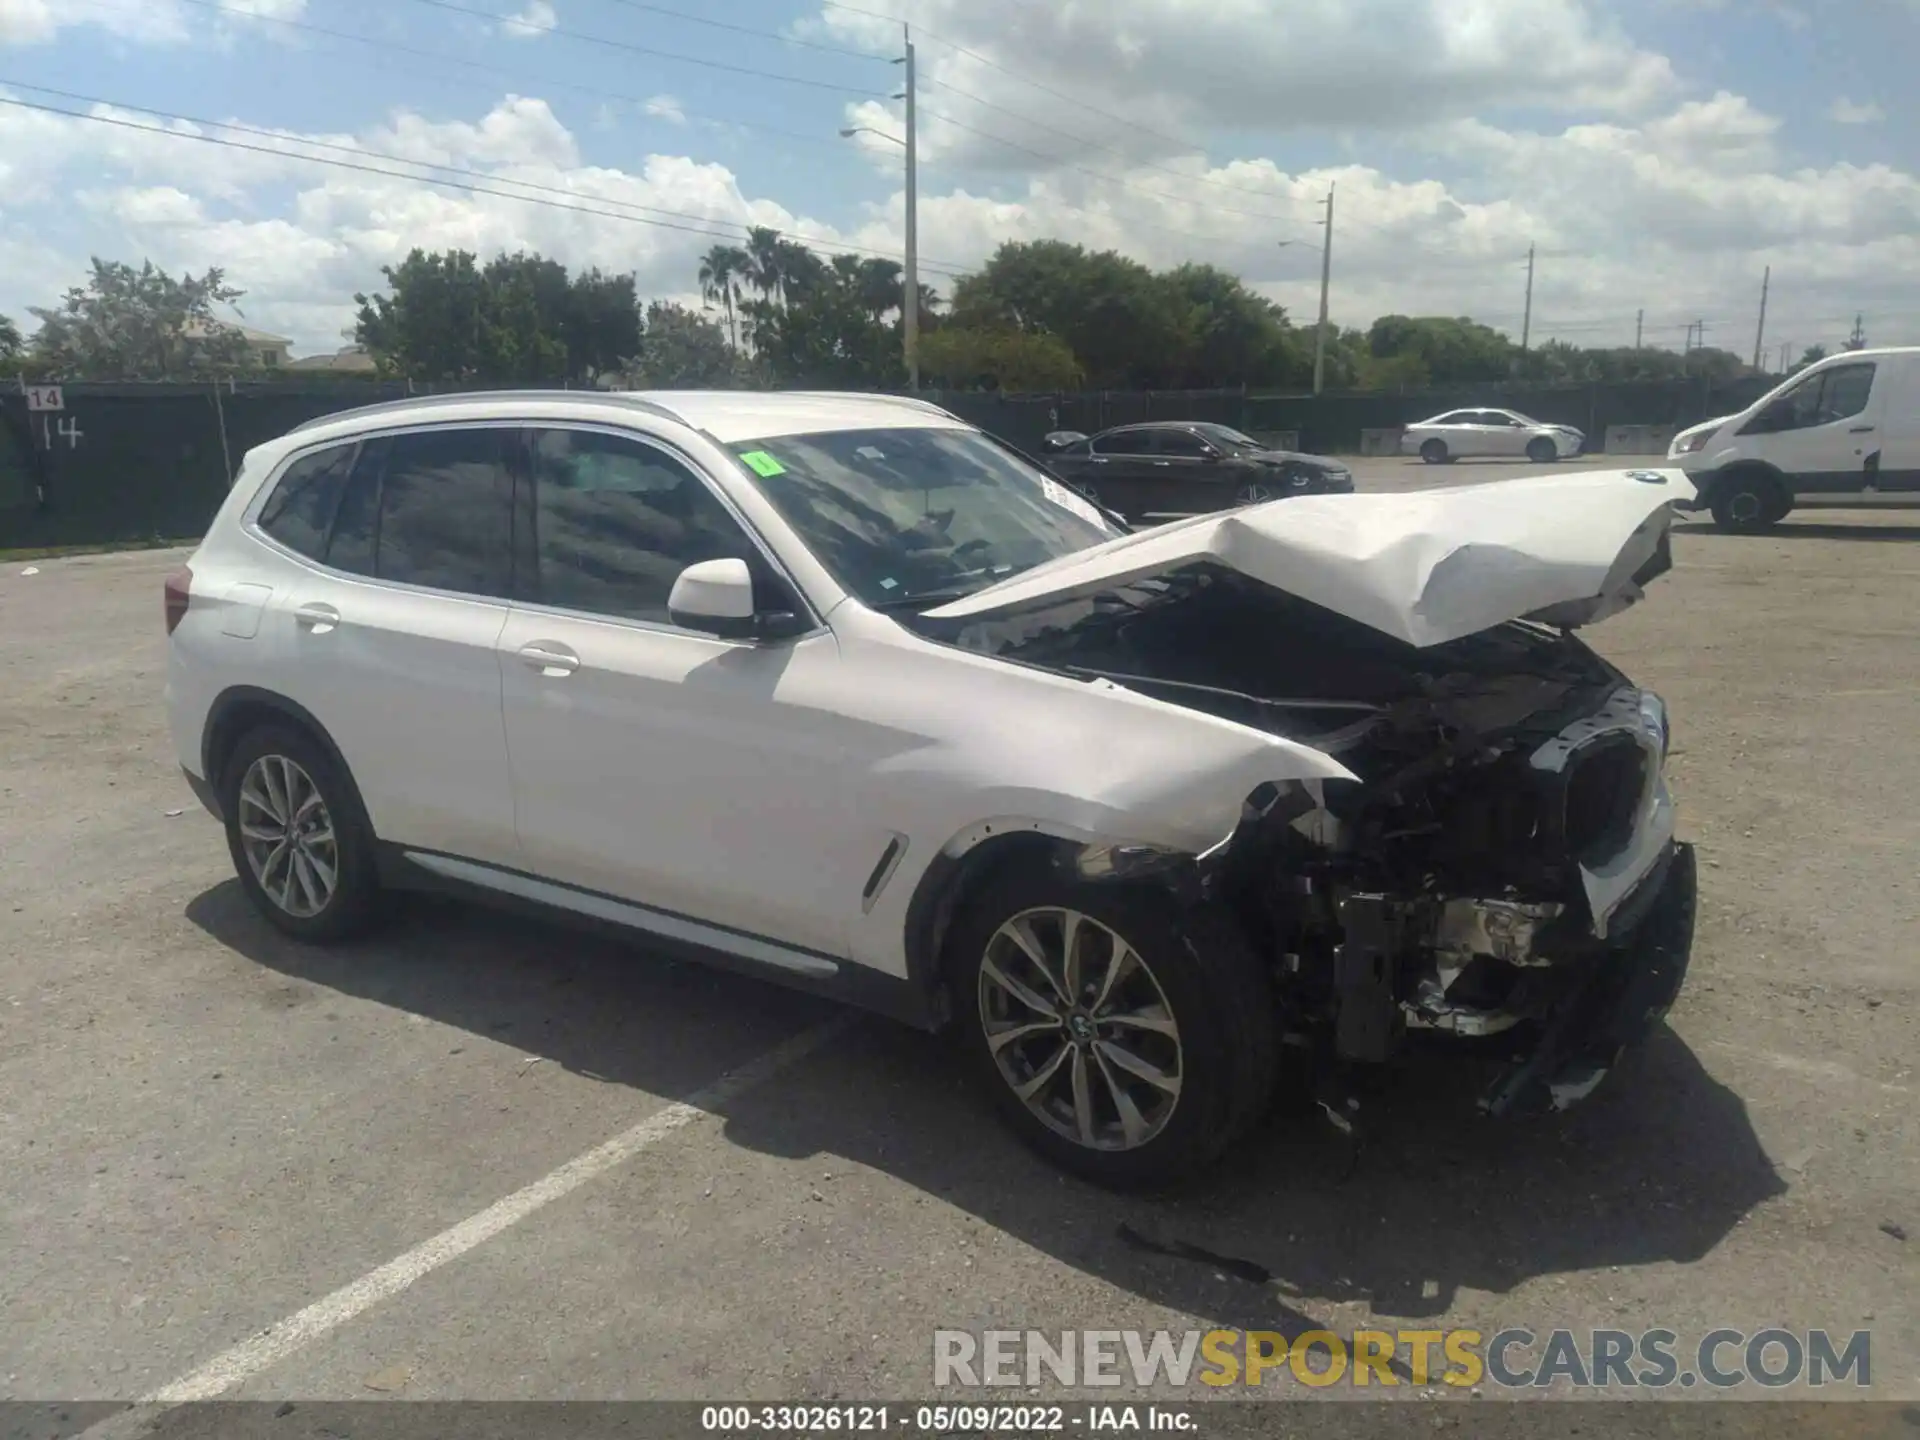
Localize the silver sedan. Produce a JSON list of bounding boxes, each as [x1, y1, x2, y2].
[[1401, 408, 1585, 464]]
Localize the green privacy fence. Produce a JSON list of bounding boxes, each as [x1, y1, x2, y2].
[[0, 373, 1772, 552]]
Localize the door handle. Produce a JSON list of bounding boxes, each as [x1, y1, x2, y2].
[[518, 642, 580, 677], [292, 601, 339, 635], [1151, 460, 1171, 467], [1850, 426, 1876, 434]]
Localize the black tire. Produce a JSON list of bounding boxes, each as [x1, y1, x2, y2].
[[220, 723, 384, 943], [1709, 471, 1788, 533], [1419, 439, 1449, 465], [1526, 436, 1559, 463], [949, 866, 1278, 1190]]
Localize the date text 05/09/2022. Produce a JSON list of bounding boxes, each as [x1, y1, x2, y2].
[[700, 1404, 1197, 1434]]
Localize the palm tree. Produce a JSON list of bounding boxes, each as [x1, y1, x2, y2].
[[697, 244, 748, 350], [743, 227, 787, 303]]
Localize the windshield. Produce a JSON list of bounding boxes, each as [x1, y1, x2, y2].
[[1193, 423, 1264, 449], [727, 426, 1124, 609]]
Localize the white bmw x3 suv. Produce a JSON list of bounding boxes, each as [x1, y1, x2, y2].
[[167, 390, 1698, 1187]]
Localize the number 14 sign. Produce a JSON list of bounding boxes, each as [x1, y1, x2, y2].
[[25, 385, 64, 412]]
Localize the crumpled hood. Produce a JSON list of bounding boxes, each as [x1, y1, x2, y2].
[[928, 467, 1697, 648]]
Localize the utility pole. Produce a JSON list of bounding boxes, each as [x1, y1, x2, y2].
[[1778, 339, 1792, 372], [1751, 265, 1770, 370], [1521, 243, 1535, 351], [1634, 309, 1644, 349], [898, 25, 919, 389], [1312, 182, 1334, 396], [1847, 313, 1866, 351]]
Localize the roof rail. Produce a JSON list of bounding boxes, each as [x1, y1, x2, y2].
[[288, 389, 682, 434], [783, 390, 960, 421]]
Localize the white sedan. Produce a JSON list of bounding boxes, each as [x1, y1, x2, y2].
[[1401, 408, 1585, 464]]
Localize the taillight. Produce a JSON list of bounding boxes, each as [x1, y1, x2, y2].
[[164, 565, 193, 636]]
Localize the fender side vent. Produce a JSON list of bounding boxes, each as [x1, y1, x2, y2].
[[861, 834, 908, 913]]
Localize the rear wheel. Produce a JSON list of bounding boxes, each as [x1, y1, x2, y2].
[[951, 867, 1277, 1190], [1526, 436, 1559, 463], [220, 724, 384, 942], [1234, 481, 1275, 505], [1420, 439, 1450, 465], [1709, 471, 1789, 533]]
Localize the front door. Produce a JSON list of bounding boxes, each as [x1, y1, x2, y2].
[[1742, 359, 1883, 495], [496, 425, 866, 961]]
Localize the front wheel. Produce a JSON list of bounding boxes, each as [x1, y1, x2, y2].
[[1526, 436, 1559, 463], [950, 868, 1277, 1190], [1709, 472, 1789, 533], [1420, 439, 1450, 465]]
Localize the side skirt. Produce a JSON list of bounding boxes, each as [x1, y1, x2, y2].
[[375, 843, 941, 1030]]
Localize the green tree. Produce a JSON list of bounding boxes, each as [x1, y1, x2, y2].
[[26, 259, 255, 380], [0, 313, 20, 360], [1158, 263, 1304, 388], [1791, 344, 1829, 374], [918, 327, 1081, 391], [354, 248, 639, 383], [1366, 315, 1517, 384], [949, 241, 1195, 388], [698, 244, 749, 349], [623, 301, 746, 388]]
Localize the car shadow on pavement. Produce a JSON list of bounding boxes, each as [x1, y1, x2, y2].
[[1685, 521, 1920, 542], [192, 882, 1785, 1344]]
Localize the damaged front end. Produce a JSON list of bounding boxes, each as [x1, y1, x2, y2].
[[939, 564, 1698, 1118]]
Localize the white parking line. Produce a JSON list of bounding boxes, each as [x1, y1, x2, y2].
[[85, 1014, 852, 1431]]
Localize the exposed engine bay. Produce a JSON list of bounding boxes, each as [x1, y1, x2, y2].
[[933, 563, 1697, 1118]]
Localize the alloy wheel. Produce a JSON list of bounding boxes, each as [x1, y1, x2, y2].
[[237, 754, 339, 918], [1235, 482, 1274, 505], [978, 907, 1183, 1151]]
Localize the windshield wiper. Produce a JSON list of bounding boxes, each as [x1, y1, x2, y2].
[[867, 587, 984, 612]]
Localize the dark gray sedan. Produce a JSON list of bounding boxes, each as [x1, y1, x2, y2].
[[1040, 421, 1352, 524]]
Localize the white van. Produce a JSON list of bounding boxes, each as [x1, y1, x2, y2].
[[1667, 346, 1919, 531]]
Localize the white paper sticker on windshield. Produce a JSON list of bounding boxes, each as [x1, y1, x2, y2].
[[856, 446, 887, 460], [1040, 475, 1106, 526]]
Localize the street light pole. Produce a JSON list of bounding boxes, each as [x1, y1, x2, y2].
[[901, 25, 919, 389], [1313, 182, 1334, 396], [1521, 243, 1535, 351]]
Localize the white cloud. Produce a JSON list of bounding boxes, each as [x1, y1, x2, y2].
[[498, 0, 556, 40], [823, 0, 1676, 172], [1829, 96, 1886, 125], [644, 95, 687, 125], [0, 0, 56, 44], [3, 83, 1917, 360]]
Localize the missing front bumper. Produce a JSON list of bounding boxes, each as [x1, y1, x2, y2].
[[1480, 840, 1698, 1119]]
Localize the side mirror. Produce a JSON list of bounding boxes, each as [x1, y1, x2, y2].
[[1198, 446, 1221, 462], [667, 558, 779, 640]]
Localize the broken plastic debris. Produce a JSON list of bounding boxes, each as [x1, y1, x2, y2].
[[164, 808, 185, 817], [19, 566, 39, 576]]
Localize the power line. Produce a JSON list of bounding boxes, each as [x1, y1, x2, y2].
[[0, 90, 974, 276], [398, 0, 883, 95], [58, 5, 852, 154], [594, 0, 885, 61]]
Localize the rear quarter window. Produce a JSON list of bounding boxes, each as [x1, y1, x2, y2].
[[256, 443, 358, 559]]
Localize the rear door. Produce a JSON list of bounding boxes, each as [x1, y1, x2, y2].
[[248, 425, 519, 867], [1877, 354, 1920, 493], [1078, 429, 1160, 521]]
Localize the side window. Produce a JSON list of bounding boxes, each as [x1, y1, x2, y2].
[[1092, 431, 1149, 456], [528, 428, 757, 625], [256, 443, 357, 560], [1759, 363, 1876, 433], [373, 428, 514, 596], [1154, 429, 1209, 458], [1819, 364, 1875, 424], [325, 438, 385, 577], [1431, 412, 1471, 426]]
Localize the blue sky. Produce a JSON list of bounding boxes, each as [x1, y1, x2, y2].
[[3, 0, 1916, 356]]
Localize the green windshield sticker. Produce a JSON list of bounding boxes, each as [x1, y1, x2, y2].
[[739, 450, 787, 477]]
